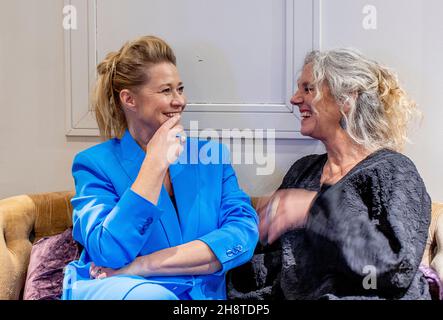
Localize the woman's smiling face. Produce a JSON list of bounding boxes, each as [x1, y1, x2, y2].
[[132, 62, 186, 133], [290, 63, 342, 140]]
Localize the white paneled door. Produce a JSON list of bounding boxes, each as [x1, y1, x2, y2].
[[64, 0, 316, 138]]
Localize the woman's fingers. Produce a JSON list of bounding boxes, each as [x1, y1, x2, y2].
[[97, 273, 107, 280], [90, 266, 115, 279], [89, 262, 112, 279], [167, 126, 186, 142], [259, 189, 318, 244], [161, 114, 181, 130], [267, 191, 317, 243], [145, 114, 186, 168], [97, 268, 113, 279], [90, 262, 101, 279]]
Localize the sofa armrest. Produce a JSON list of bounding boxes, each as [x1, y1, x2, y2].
[[0, 195, 37, 299], [0, 191, 74, 300]]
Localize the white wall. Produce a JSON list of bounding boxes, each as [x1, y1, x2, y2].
[[317, 0, 443, 201], [0, 0, 442, 201], [0, 0, 323, 200], [0, 0, 101, 198]]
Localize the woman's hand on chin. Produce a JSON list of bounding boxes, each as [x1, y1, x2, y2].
[[145, 114, 185, 169], [131, 114, 185, 204]]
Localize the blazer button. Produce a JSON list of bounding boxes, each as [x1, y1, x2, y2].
[[145, 217, 153, 226], [138, 224, 146, 235], [226, 250, 234, 257], [235, 245, 243, 252]]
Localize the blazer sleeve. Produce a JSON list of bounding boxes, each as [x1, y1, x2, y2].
[[71, 152, 164, 269], [307, 155, 431, 297], [198, 144, 259, 275]]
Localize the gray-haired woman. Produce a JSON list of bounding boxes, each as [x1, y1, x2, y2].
[[229, 48, 432, 300]]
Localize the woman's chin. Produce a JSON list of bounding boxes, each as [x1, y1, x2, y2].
[[300, 127, 313, 138]]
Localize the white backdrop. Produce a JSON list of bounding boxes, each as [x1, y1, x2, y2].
[[65, 0, 315, 138], [0, 0, 441, 201]]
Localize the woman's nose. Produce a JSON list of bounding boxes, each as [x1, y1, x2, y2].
[[171, 92, 186, 108], [290, 90, 303, 106]]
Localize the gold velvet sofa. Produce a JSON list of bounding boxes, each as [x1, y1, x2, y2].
[[0, 191, 442, 300]]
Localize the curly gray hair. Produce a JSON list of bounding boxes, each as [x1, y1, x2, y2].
[[304, 48, 418, 152]]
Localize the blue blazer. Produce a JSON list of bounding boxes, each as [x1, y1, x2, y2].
[[62, 130, 259, 300]]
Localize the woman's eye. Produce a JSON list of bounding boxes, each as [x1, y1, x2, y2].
[[304, 86, 314, 93], [161, 88, 172, 94], [178, 86, 184, 94]]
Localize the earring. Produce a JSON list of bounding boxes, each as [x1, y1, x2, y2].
[[339, 116, 347, 130]]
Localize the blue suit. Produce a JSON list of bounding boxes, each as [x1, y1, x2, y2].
[[62, 130, 259, 300]]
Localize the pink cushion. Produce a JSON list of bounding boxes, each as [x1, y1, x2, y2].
[[23, 228, 80, 300], [419, 264, 443, 300]]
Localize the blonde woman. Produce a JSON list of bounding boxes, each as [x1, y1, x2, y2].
[[229, 49, 431, 300], [62, 35, 258, 300]]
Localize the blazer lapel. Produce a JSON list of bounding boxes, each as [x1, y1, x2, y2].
[[116, 130, 183, 246], [117, 130, 145, 182], [169, 147, 200, 242], [157, 187, 183, 246]]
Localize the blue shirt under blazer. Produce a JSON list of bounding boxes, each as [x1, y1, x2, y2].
[[62, 130, 259, 300]]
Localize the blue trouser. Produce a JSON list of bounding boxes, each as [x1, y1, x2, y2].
[[68, 275, 191, 300]]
